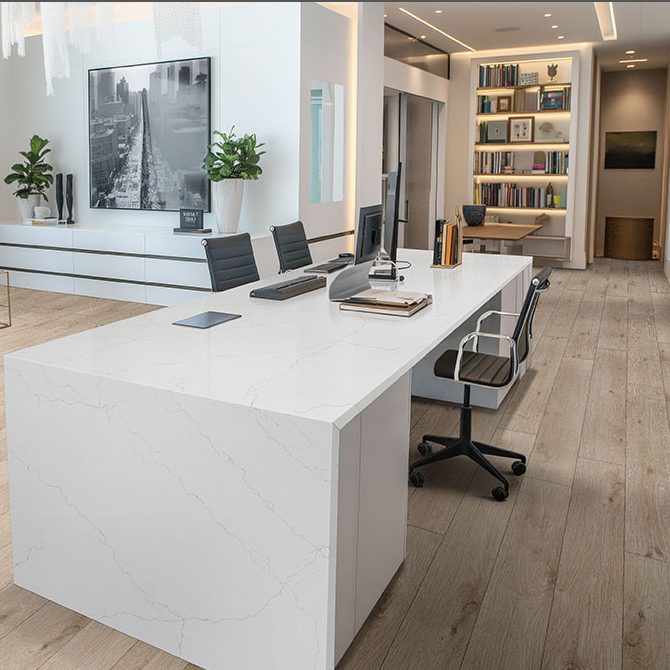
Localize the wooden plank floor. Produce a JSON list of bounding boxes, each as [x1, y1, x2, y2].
[[0, 260, 669, 669]]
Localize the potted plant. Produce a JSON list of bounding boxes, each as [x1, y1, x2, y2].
[[203, 127, 265, 234], [4, 135, 54, 220]]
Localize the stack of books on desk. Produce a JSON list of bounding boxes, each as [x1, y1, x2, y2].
[[340, 289, 432, 317]]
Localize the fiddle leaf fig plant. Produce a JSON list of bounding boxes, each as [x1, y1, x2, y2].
[[203, 127, 265, 181], [4, 135, 55, 200]]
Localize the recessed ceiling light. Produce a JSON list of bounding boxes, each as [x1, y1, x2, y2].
[[435, 9, 442, 13], [544, 13, 552, 17], [383, 13, 387, 18], [626, 50, 635, 54], [627, 64, 635, 68], [398, 7, 476, 51], [420, 35, 426, 39], [557, 35, 565, 40], [551, 25, 558, 29], [618, 58, 648, 63]]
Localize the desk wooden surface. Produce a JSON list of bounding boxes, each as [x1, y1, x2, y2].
[[463, 223, 542, 241]]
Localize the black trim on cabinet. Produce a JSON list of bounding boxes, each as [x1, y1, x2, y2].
[[2, 266, 210, 292]]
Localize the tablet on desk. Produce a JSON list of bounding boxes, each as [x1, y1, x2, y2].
[[173, 311, 241, 329]]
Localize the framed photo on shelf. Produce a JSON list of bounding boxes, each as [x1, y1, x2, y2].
[[498, 95, 512, 112], [508, 116, 534, 143], [486, 120, 508, 143]]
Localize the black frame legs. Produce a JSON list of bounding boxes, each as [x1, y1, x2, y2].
[[408, 387, 526, 501]]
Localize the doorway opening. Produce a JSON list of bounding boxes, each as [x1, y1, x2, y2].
[[383, 89, 443, 250]]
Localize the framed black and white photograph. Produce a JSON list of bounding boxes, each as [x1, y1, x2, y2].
[[89, 57, 211, 211], [604, 131, 657, 169]]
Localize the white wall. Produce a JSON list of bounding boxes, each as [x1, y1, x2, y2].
[[0, 2, 365, 256], [354, 2, 384, 214], [0, 56, 14, 218]]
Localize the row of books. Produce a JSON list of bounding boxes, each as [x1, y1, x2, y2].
[[474, 183, 567, 209], [477, 88, 571, 115], [474, 151, 569, 175], [432, 220, 461, 266], [478, 64, 519, 88], [541, 88, 570, 110], [340, 289, 432, 318]]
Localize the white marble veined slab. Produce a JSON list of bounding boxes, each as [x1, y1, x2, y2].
[[6, 250, 531, 429]]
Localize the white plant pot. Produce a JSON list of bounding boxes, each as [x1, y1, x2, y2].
[[17, 194, 40, 221], [212, 179, 244, 234]]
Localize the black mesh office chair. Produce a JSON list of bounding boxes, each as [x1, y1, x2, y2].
[[409, 266, 552, 501], [202, 233, 260, 292], [270, 221, 313, 273]]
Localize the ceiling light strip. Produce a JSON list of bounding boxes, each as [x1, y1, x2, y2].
[[398, 7, 476, 52], [618, 58, 648, 63], [593, 1, 618, 41]]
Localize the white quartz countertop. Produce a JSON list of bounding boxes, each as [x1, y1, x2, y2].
[[6, 250, 531, 428]]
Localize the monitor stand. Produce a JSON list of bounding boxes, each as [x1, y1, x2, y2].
[[369, 252, 400, 281]]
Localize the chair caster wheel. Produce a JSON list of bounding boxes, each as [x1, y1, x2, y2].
[[512, 461, 526, 476], [492, 486, 508, 501], [417, 442, 432, 456], [409, 470, 425, 487]]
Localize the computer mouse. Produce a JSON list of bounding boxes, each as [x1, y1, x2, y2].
[[338, 252, 354, 258]]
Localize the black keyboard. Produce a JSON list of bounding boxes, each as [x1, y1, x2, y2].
[[304, 259, 351, 274], [250, 275, 327, 300]]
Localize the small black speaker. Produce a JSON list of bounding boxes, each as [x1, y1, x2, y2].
[[66, 174, 74, 224], [55, 173, 64, 222]]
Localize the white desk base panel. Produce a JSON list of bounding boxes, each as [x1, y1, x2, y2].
[[5, 250, 531, 670]]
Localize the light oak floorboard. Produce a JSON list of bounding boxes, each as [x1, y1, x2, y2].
[[579, 348, 627, 465], [623, 552, 670, 670], [527, 357, 593, 487], [607, 260, 630, 297], [38, 621, 136, 670], [625, 384, 670, 562], [540, 458, 625, 670], [543, 289, 583, 339], [627, 314, 663, 388], [338, 526, 442, 670], [565, 292, 604, 359], [498, 336, 567, 435], [381, 468, 523, 670], [651, 292, 670, 343], [0, 600, 88, 670], [460, 477, 571, 670], [0, 584, 47, 641], [598, 294, 628, 350]]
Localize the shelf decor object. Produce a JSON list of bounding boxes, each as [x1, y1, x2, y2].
[[204, 127, 265, 234], [508, 116, 534, 143], [4, 135, 54, 221], [55, 173, 65, 223]]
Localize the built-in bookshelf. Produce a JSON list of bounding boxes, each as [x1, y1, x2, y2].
[[470, 55, 577, 261]]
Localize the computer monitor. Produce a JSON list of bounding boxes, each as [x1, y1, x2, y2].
[[383, 163, 402, 262], [355, 204, 383, 265]]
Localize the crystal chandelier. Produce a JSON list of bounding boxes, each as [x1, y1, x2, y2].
[[0, 2, 203, 95]]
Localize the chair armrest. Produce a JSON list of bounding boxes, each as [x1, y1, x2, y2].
[[475, 310, 519, 334], [454, 332, 518, 383]]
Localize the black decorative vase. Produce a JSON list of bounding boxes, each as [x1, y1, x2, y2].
[[66, 174, 74, 224], [55, 173, 64, 222]]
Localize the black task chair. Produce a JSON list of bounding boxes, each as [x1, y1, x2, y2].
[[409, 266, 552, 501], [202, 233, 260, 292], [270, 221, 312, 273]]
